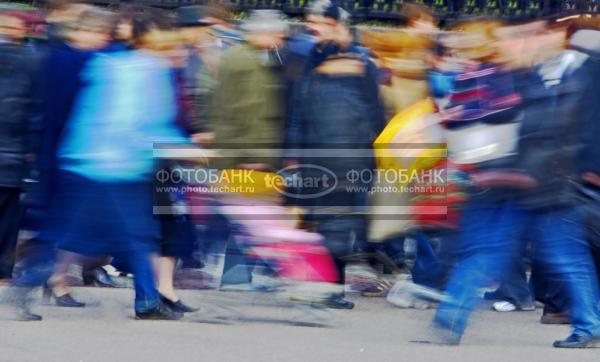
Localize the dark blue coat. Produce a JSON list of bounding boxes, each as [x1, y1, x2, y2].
[[0, 43, 41, 188], [285, 44, 385, 182]]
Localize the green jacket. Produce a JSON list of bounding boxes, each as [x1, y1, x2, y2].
[[210, 43, 284, 170]]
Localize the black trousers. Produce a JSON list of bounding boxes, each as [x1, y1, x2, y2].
[[0, 187, 21, 278]]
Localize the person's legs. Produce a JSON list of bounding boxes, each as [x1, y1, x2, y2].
[[531, 260, 569, 315], [433, 230, 459, 288], [489, 245, 534, 308], [41, 249, 87, 307], [6, 237, 56, 320], [593, 247, 600, 283], [433, 199, 524, 339], [315, 190, 367, 287], [156, 255, 178, 301], [47, 249, 83, 297], [533, 207, 600, 339], [0, 187, 22, 279], [541, 282, 571, 324], [81, 256, 119, 287], [411, 232, 444, 289], [220, 235, 254, 286], [312, 215, 356, 308], [316, 216, 355, 287], [117, 247, 160, 314], [106, 179, 180, 318], [543, 289, 567, 314], [155, 213, 197, 300], [384, 236, 406, 268]]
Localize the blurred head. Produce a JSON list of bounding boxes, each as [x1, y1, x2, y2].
[[306, 0, 352, 47], [132, 9, 181, 52], [402, 3, 437, 32], [0, 12, 26, 43], [115, 17, 133, 44], [493, 20, 566, 69], [175, 5, 213, 46], [47, 1, 91, 25], [65, 7, 115, 50], [443, 20, 502, 64], [111, 5, 139, 45], [241, 10, 288, 50]]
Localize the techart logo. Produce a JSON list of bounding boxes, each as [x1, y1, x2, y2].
[[266, 164, 338, 199]]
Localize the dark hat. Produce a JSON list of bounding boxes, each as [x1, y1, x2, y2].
[[309, 0, 350, 24], [175, 5, 213, 27]]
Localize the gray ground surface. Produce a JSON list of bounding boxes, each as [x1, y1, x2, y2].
[[0, 286, 598, 362]]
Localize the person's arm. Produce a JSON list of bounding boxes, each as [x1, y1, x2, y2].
[[283, 78, 307, 163], [187, 60, 215, 138], [25, 51, 45, 161], [577, 63, 600, 181], [364, 59, 386, 143], [210, 49, 245, 145]]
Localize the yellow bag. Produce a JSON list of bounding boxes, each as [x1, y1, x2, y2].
[[368, 99, 446, 242], [373, 98, 446, 185]]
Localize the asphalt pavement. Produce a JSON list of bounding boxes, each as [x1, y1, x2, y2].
[[0, 287, 598, 362]]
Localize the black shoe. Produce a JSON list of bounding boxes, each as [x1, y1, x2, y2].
[[5, 287, 43, 321], [43, 285, 86, 308], [159, 294, 198, 313], [553, 334, 600, 348], [82, 267, 120, 288], [181, 257, 205, 270], [135, 303, 184, 320], [55, 294, 86, 308], [16, 309, 43, 321], [410, 323, 461, 346], [319, 296, 355, 310], [541, 312, 571, 325]]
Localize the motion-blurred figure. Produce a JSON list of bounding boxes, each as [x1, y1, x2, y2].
[[286, 1, 385, 309], [209, 10, 288, 290], [175, 3, 241, 144], [11, 8, 187, 321], [424, 20, 600, 348], [133, 8, 200, 314], [210, 10, 286, 165], [172, 5, 242, 276], [0, 11, 40, 280], [36, 7, 125, 307]]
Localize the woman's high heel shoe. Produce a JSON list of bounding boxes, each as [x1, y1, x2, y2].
[[43, 283, 86, 308], [159, 293, 198, 313]]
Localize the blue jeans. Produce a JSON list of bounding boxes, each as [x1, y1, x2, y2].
[[113, 247, 159, 313], [434, 199, 600, 338], [411, 231, 457, 290], [531, 269, 569, 314], [487, 240, 533, 307]]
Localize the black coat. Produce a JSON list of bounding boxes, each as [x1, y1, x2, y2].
[[514, 50, 594, 209], [285, 45, 385, 188], [0, 43, 40, 188]]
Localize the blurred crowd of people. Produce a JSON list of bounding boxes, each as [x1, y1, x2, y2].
[[0, 0, 599, 349]]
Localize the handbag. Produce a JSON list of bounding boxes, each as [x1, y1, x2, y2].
[[369, 99, 446, 241]]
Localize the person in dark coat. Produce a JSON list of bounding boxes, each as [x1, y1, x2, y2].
[[286, 1, 385, 309], [428, 23, 600, 349], [0, 12, 41, 279]]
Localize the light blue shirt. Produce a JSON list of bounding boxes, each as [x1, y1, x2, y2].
[[59, 51, 187, 182]]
